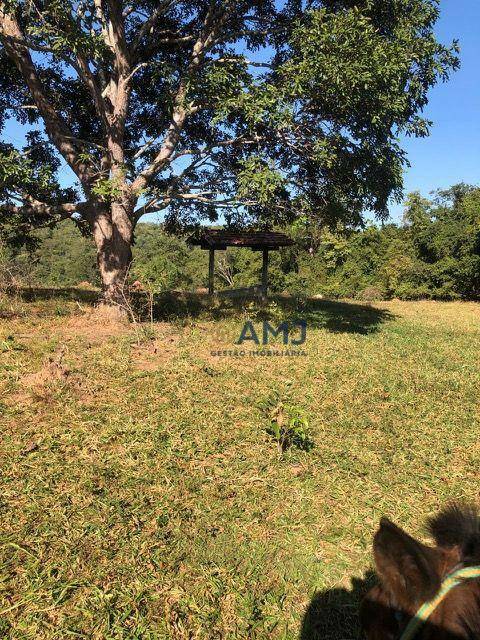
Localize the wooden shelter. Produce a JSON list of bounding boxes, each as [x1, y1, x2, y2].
[[188, 229, 294, 297]]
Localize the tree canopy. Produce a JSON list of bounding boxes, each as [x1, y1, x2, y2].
[[0, 0, 459, 303]]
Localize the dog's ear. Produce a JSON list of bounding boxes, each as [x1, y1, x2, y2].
[[373, 518, 441, 610]]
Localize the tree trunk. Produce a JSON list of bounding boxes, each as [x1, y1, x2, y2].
[[92, 201, 134, 309]]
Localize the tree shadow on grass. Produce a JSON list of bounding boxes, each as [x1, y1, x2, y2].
[[295, 298, 395, 335], [7, 288, 395, 335], [149, 292, 395, 335], [6, 286, 100, 303]]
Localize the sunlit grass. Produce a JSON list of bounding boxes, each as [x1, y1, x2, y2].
[[1, 296, 479, 639]]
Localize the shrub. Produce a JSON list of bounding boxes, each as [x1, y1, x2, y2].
[[259, 385, 314, 453], [356, 286, 386, 301]]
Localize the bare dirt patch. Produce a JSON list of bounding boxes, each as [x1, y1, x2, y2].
[[59, 306, 130, 344], [131, 325, 181, 370], [21, 345, 70, 389]]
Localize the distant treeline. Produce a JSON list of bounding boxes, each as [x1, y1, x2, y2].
[[2, 184, 480, 301]]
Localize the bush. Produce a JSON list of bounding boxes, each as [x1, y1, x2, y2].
[[259, 385, 314, 453], [356, 286, 386, 301], [7, 184, 480, 302]]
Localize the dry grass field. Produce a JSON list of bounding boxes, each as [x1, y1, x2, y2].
[[1, 294, 479, 639]]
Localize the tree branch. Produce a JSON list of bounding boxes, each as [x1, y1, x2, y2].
[[0, 5, 93, 185], [74, 51, 110, 132], [131, 1, 235, 195], [107, 0, 130, 78], [94, 0, 110, 46], [133, 191, 262, 220], [215, 56, 272, 69], [1, 32, 110, 131], [132, 0, 174, 52], [105, 0, 131, 169], [124, 62, 149, 85], [0, 199, 89, 221]]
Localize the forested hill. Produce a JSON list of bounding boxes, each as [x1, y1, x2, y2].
[[2, 185, 480, 301]]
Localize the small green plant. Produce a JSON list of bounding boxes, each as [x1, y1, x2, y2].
[[130, 323, 157, 346], [0, 335, 26, 352], [259, 384, 314, 453]]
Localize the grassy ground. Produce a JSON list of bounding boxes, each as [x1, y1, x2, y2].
[[0, 294, 479, 639]]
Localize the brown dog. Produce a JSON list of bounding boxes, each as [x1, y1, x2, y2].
[[361, 504, 480, 639]]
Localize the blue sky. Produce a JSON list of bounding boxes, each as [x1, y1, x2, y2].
[[3, 0, 478, 224], [388, 0, 480, 220]]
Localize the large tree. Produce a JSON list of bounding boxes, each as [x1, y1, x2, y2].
[[0, 0, 458, 305]]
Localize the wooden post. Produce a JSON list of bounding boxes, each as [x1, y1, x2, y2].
[[208, 248, 215, 294], [261, 248, 269, 299]]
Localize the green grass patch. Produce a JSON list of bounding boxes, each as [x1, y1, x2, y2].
[[0, 297, 479, 638]]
